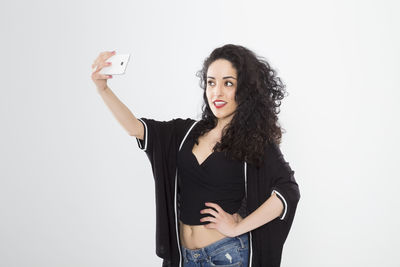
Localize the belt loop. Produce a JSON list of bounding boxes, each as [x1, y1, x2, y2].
[[236, 235, 245, 249]]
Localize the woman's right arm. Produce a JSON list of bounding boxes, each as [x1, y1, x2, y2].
[[91, 50, 144, 139], [97, 86, 144, 139]]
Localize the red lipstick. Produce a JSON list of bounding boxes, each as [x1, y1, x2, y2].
[[213, 100, 227, 109]]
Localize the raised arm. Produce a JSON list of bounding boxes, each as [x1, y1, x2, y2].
[[97, 87, 144, 139], [91, 51, 144, 139]]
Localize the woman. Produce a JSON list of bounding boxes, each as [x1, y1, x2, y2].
[[91, 44, 300, 267]]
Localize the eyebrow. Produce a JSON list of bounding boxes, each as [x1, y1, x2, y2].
[[207, 76, 237, 80]]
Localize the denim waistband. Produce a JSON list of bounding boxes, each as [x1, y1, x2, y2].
[[181, 232, 248, 262]]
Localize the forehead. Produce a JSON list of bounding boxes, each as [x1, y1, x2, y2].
[[207, 59, 237, 77]]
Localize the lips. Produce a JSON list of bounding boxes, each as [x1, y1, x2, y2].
[[213, 100, 227, 108]]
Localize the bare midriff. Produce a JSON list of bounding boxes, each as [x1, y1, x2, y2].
[[179, 214, 243, 249]]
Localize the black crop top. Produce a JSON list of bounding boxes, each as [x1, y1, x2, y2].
[[177, 132, 245, 226]]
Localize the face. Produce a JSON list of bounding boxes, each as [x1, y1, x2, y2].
[[206, 59, 238, 125]]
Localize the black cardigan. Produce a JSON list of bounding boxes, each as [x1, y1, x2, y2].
[[135, 117, 301, 267]]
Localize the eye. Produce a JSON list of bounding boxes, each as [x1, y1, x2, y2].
[[207, 80, 215, 86], [226, 81, 234, 86]]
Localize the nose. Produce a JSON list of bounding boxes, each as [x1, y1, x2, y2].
[[212, 82, 224, 96]]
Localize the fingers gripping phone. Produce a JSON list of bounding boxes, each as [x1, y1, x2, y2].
[[99, 54, 130, 75]]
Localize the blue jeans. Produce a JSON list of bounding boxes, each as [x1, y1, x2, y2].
[[180, 232, 249, 267]]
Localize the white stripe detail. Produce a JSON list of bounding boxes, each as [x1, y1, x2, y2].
[[244, 162, 247, 197], [179, 121, 198, 151], [271, 189, 287, 220], [244, 161, 253, 267], [136, 118, 148, 152], [174, 120, 200, 267]]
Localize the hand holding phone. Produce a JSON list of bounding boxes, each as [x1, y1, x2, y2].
[[91, 51, 130, 92], [99, 54, 131, 75]]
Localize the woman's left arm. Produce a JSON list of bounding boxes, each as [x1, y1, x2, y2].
[[201, 143, 300, 237], [233, 142, 301, 236], [200, 193, 284, 237], [233, 192, 284, 236]]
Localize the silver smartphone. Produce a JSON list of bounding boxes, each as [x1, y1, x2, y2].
[[99, 54, 130, 75]]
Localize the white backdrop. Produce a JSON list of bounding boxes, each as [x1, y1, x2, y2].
[[1, 0, 399, 266]]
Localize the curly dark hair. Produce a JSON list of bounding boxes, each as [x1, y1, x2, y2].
[[191, 44, 288, 168]]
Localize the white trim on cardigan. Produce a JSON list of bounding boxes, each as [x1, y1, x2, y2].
[[271, 189, 287, 220], [175, 120, 200, 267], [136, 118, 148, 152]]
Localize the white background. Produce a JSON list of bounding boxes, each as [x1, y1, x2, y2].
[[1, 0, 399, 266]]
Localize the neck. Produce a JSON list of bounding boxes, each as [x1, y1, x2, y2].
[[214, 115, 233, 133]]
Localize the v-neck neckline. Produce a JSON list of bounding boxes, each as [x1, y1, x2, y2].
[[191, 148, 216, 167], [190, 136, 219, 167]]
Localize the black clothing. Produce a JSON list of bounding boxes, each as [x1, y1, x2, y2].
[[135, 117, 301, 267], [177, 130, 245, 226]]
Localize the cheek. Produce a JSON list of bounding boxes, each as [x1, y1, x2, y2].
[[206, 91, 212, 102], [229, 89, 237, 103]]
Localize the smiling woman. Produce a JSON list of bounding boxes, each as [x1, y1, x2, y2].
[[93, 44, 300, 267], [169, 44, 300, 267]]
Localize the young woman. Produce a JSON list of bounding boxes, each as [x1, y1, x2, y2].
[[91, 44, 300, 267]]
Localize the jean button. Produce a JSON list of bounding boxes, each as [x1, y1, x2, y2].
[[193, 253, 200, 258]]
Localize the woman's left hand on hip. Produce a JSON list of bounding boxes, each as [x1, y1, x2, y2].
[[200, 202, 239, 237]]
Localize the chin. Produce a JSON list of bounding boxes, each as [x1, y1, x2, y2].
[[210, 106, 235, 120], [214, 113, 234, 120]]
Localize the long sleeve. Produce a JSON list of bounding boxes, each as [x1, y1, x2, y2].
[[268, 142, 301, 223], [135, 117, 196, 163], [132, 116, 196, 265], [246, 142, 301, 267], [135, 117, 176, 155]]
